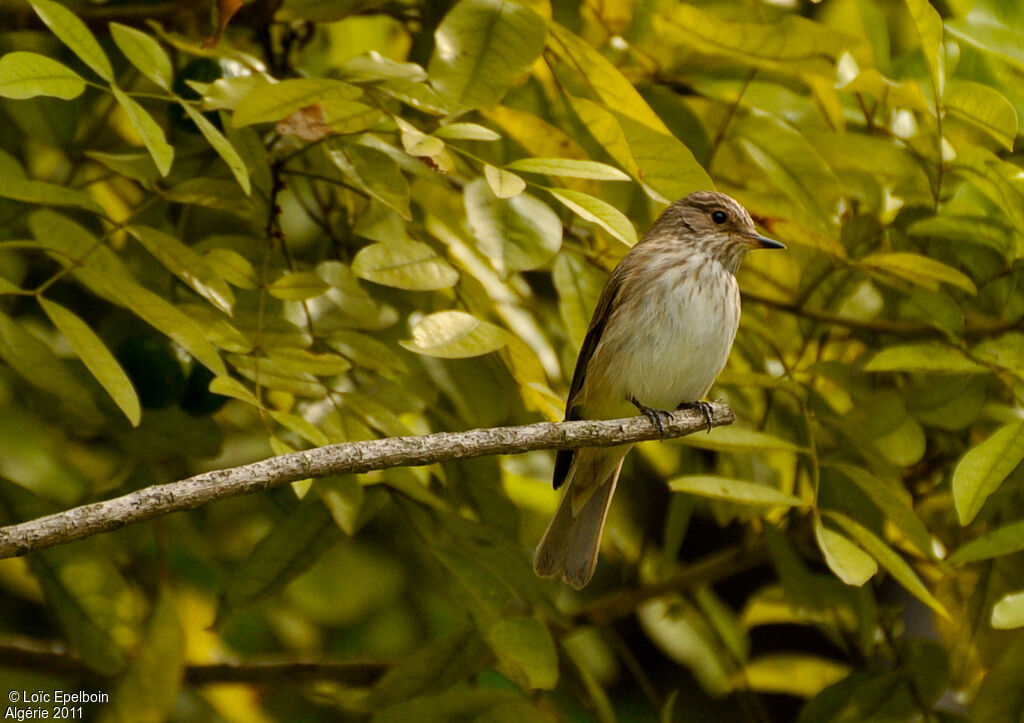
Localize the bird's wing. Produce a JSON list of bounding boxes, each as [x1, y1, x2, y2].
[[553, 265, 625, 489]]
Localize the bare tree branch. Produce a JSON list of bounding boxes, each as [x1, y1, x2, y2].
[[0, 404, 734, 559]]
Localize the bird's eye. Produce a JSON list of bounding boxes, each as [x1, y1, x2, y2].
[[711, 210, 728, 224]]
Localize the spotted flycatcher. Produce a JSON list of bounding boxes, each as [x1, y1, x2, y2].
[[533, 191, 784, 589]]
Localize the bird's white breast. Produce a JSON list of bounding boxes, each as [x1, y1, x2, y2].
[[584, 255, 740, 417]]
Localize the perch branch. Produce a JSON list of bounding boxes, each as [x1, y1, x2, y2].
[[0, 404, 734, 559]]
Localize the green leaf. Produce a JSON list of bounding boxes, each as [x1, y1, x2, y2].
[[945, 81, 1018, 151], [369, 625, 491, 708], [680, 426, 803, 453], [829, 464, 933, 558], [952, 421, 1024, 525], [505, 158, 630, 181], [30, 210, 226, 376], [232, 78, 361, 126], [219, 499, 344, 617], [863, 343, 987, 373], [127, 226, 235, 314], [0, 51, 85, 100], [110, 23, 172, 90], [735, 115, 842, 226], [98, 591, 184, 723], [111, 86, 174, 177], [180, 103, 251, 195], [668, 475, 806, 507], [400, 311, 508, 359], [654, 3, 854, 76], [328, 142, 410, 219], [464, 178, 562, 274], [0, 178, 104, 214], [907, 214, 1016, 255], [825, 510, 949, 619], [204, 248, 258, 289], [859, 252, 976, 294], [29, 0, 113, 82], [267, 271, 329, 300], [546, 187, 637, 246], [548, 22, 670, 133], [265, 347, 351, 376], [948, 518, 1024, 564], [903, 0, 945, 98], [553, 250, 605, 349], [744, 654, 852, 698], [483, 164, 526, 199], [971, 633, 1024, 721], [352, 240, 459, 290], [428, 0, 548, 113], [29, 543, 142, 675], [951, 147, 1024, 232], [814, 516, 877, 586], [483, 616, 559, 690], [39, 298, 140, 426], [568, 96, 713, 202], [0, 308, 102, 423], [326, 330, 407, 376], [85, 151, 159, 187], [992, 590, 1024, 629], [434, 122, 501, 141]]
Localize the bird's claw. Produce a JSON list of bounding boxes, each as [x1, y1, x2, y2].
[[677, 401, 714, 433], [631, 397, 674, 439]]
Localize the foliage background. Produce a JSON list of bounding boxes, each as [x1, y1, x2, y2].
[[1, 0, 1024, 720]]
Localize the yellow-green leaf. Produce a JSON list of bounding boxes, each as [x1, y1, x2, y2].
[[127, 226, 235, 315], [428, 0, 548, 113], [484, 164, 526, 199], [825, 510, 949, 619], [952, 421, 1024, 525], [0, 51, 85, 100], [464, 178, 562, 274], [546, 187, 637, 246], [992, 590, 1024, 630], [328, 143, 410, 219], [204, 248, 258, 289], [352, 240, 459, 290], [548, 22, 669, 133], [743, 654, 851, 698], [401, 311, 508, 358], [945, 81, 1018, 151], [864, 343, 987, 374], [434, 122, 501, 141], [111, 86, 174, 177], [668, 475, 806, 507], [860, 252, 976, 294], [505, 158, 630, 181], [948, 518, 1024, 564], [0, 308, 102, 423], [903, 0, 945, 98], [98, 591, 184, 723], [680, 426, 803, 453], [484, 617, 559, 691], [0, 178, 104, 215], [268, 272, 329, 300], [30, 0, 113, 81], [39, 298, 140, 426], [814, 517, 877, 586], [110, 23, 172, 90], [180, 103, 251, 195], [232, 78, 362, 126]]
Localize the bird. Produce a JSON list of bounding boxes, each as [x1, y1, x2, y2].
[[533, 190, 784, 589]]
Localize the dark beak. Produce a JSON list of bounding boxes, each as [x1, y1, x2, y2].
[[750, 234, 785, 250]]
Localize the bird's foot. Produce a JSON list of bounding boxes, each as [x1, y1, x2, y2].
[[677, 401, 714, 433], [631, 397, 674, 439]]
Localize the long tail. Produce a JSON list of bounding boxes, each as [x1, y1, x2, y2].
[[533, 447, 628, 589]]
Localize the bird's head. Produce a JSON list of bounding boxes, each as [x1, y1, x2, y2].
[[654, 190, 785, 271]]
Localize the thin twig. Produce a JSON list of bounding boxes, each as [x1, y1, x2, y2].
[[0, 405, 735, 559]]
